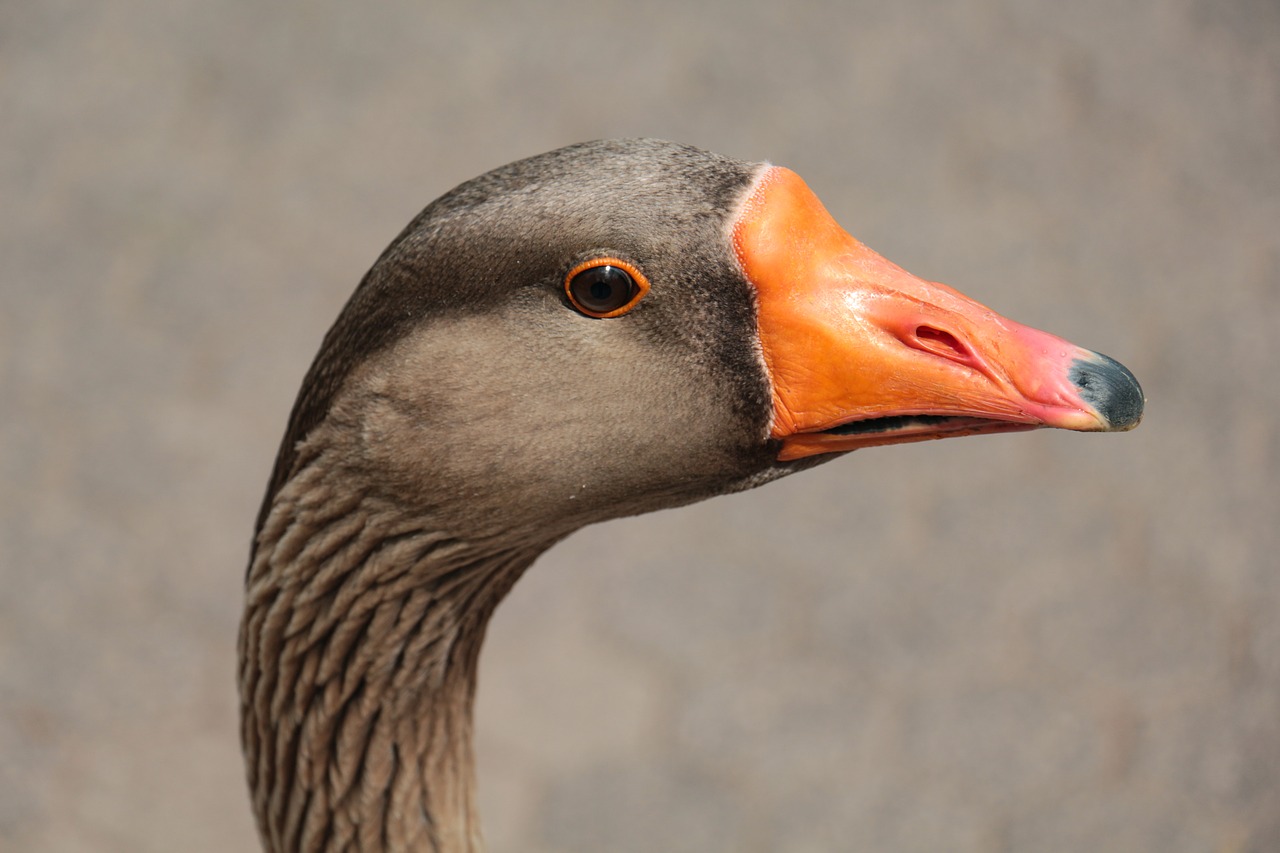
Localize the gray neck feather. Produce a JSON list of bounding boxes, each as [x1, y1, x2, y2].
[[239, 438, 542, 852]]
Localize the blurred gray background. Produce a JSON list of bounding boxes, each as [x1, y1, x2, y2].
[[3, 1, 1278, 850]]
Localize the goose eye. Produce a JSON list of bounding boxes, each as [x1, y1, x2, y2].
[[565, 258, 650, 318]]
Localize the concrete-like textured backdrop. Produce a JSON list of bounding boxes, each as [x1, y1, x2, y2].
[[4, 1, 1278, 850]]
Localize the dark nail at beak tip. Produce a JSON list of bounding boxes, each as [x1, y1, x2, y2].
[[1069, 353, 1145, 431]]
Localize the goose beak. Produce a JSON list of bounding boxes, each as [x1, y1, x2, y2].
[[732, 167, 1144, 462]]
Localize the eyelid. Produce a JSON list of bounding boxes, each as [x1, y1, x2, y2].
[[564, 257, 651, 318]]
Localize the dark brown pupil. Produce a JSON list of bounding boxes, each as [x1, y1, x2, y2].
[[571, 265, 635, 313]]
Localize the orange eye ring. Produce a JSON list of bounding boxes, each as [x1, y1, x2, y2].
[[564, 257, 651, 318]]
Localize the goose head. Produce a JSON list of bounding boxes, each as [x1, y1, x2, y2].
[[257, 139, 1141, 545]]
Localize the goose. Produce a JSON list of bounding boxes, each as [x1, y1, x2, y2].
[[240, 138, 1143, 852]]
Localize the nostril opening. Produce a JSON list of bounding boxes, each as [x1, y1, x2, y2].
[[913, 325, 970, 361]]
